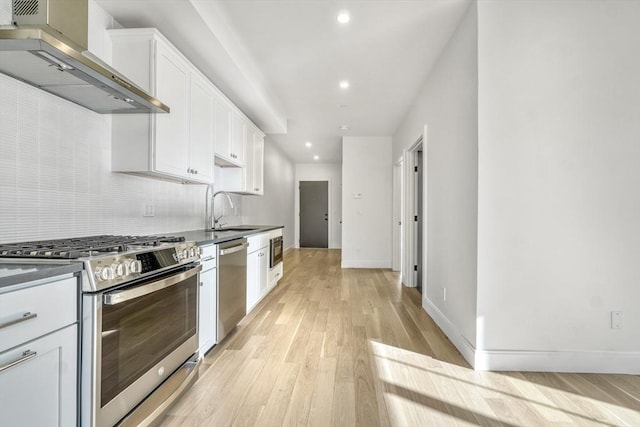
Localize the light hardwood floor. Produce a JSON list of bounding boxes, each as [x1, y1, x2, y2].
[[161, 249, 640, 427]]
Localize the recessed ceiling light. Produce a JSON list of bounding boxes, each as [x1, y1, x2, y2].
[[313, 155, 320, 160], [339, 80, 349, 89], [305, 141, 312, 148], [337, 11, 350, 24], [339, 124, 349, 131]]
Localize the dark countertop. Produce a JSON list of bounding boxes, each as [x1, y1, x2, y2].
[[0, 261, 82, 291], [169, 225, 284, 246]]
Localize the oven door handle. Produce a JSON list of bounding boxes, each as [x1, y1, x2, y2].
[[103, 265, 202, 305]]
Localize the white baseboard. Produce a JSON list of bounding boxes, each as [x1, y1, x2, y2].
[[422, 297, 640, 375], [422, 297, 476, 367], [475, 349, 640, 374], [341, 260, 391, 269]]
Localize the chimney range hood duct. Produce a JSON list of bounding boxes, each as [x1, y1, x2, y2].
[[0, 0, 169, 114]]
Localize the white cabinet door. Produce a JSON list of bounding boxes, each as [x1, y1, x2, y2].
[[230, 110, 246, 166], [0, 325, 77, 427], [244, 127, 256, 194], [154, 42, 190, 179], [198, 267, 217, 357], [252, 132, 265, 195], [214, 96, 235, 165], [189, 73, 215, 183], [246, 249, 260, 313], [258, 247, 269, 295]]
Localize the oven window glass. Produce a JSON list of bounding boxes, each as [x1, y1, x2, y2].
[[100, 274, 197, 406]]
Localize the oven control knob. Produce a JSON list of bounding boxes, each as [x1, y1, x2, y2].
[[113, 262, 128, 278], [96, 266, 114, 281], [129, 260, 142, 274], [182, 249, 190, 259], [189, 247, 198, 258]]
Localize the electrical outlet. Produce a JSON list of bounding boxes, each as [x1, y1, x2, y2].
[[143, 203, 155, 217], [611, 311, 623, 329]]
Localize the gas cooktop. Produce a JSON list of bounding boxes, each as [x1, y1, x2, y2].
[[0, 234, 186, 259]]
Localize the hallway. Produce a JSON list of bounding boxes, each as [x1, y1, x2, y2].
[[161, 249, 639, 426]]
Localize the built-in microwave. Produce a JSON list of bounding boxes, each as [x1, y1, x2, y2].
[[270, 235, 283, 268]]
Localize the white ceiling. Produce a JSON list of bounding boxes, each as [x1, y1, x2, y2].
[[96, 0, 471, 164]]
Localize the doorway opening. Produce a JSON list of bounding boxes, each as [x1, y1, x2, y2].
[[299, 181, 329, 248]]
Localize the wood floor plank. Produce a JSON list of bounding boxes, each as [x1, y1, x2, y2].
[[157, 249, 639, 427]]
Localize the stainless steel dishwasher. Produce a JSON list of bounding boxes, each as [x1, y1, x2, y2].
[[217, 238, 248, 342]]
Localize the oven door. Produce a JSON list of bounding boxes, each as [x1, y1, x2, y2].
[[82, 264, 201, 427], [270, 236, 283, 268]]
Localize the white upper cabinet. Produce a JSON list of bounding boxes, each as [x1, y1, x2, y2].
[[245, 124, 264, 195], [215, 99, 245, 167], [215, 122, 265, 195], [109, 28, 214, 184], [188, 72, 216, 183]]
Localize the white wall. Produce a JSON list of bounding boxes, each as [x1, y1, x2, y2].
[[393, 2, 478, 352], [294, 163, 342, 249], [476, 0, 640, 372], [242, 141, 296, 250], [341, 137, 392, 268], [0, 74, 205, 243]]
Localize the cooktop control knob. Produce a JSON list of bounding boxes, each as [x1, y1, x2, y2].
[[96, 266, 114, 281], [113, 262, 128, 278], [189, 247, 198, 258], [129, 260, 142, 274], [182, 249, 190, 259]]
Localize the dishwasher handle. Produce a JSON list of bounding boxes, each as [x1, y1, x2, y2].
[[219, 242, 248, 256]]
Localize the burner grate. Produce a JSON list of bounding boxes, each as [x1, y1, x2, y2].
[[0, 235, 186, 259]]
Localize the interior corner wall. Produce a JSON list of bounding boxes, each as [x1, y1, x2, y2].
[[392, 2, 478, 356], [476, 0, 640, 373], [341, 137, 392, 268], [294, 163, 342, 249], [242, 140, 296, 250]]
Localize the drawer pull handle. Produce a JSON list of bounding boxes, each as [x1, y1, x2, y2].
[[0, 350, 37, 373], [0, 312, 38, 330]]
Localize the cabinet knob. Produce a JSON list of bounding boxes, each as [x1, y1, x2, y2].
[[193, 169, 198, 174]]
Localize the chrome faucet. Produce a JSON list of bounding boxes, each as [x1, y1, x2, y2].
[[206, 187, 235, 230]]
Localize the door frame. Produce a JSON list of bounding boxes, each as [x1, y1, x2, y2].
[[392, 159, 403, 272], [402, 125, 428, 291], [296, 179, 332, 248]]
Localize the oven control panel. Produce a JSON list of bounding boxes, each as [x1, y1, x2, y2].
[[82, 242, 201, 292]]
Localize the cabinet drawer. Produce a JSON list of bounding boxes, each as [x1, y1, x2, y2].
[[247, 233, 268, 253], [269, 262, 283, 285], [200, 244, 217, 271], [0, 277, 77, 353]]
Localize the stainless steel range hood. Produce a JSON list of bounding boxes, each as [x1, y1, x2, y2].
[[0, 0, 169, 114]]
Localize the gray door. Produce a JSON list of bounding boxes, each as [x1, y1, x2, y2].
[[299, 181, 329, 248]]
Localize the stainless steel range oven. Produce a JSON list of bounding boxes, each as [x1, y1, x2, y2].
[[0, 235, 202, 427], [80, 238, 201, 427]]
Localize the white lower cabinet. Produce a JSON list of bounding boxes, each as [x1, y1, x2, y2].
[[198, 245, 217, 357], [246, 234, 269, 313], [0, 275, 78, 427], [0, 325, 77, 427]]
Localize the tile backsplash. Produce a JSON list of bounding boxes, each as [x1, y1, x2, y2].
[[0, 74, 216, 243]]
